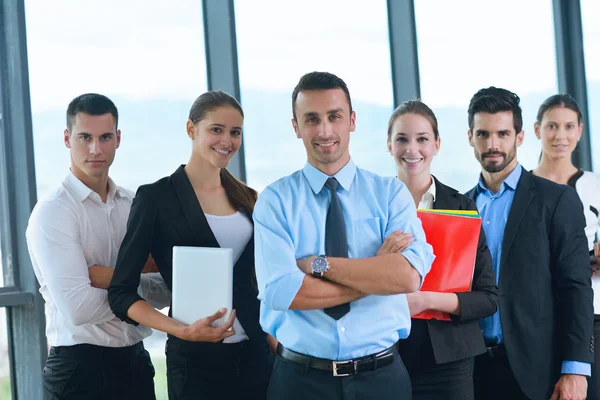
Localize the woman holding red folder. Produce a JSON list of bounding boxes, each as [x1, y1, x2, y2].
[[387, 100, 499, 400], [531, 94, 600, 400]]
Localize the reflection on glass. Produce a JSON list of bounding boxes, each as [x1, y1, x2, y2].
[[24, 2, 207, 398], [414, 0, 558, 192], [581, 0, 600, 172], [234, 0, 395, 192], [0, 308, 11, 399]]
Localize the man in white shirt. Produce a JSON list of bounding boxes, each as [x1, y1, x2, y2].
[[26, 93, 169, 399]]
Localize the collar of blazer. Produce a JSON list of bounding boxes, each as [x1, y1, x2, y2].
[[431, 175, 459, 210], [466, 168, 536, 266], [169, 164, 254, 247]]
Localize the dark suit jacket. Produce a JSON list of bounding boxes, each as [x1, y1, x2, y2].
[[108, 165, 265, 342], [398, 177, 498, 371], [466, 168, 594, 400]]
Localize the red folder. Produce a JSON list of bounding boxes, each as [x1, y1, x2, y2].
[[412, 210, 482, 321]]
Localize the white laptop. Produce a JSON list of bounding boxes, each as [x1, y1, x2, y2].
[[171, 246, 233, 327]]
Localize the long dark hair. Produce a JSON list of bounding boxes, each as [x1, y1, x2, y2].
[[188, 91, 258, 215]]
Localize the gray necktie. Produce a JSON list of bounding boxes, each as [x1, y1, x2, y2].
[[324, 178, 350, 320]]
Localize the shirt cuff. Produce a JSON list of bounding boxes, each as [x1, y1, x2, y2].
[[262, 269, 305, 311], [561, 361, 591, 376], [401, 245, 435, 288]]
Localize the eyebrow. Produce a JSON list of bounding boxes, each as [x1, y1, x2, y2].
[[75, 132, 114, 136], [546, 120, 577, 124], [303, 108, 345, 118], [395, 132, 431, 137], [209, 123, 242, 130]]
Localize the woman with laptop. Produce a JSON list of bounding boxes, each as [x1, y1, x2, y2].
[[386, 100, 498, 399], [108, 91, 274, 399], [531, 93, 600, 400]]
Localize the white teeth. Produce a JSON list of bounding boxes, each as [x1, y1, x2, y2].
[[403, 158, 421, 164], [213, 148, 230, 155], [317, 143, 335, 147]]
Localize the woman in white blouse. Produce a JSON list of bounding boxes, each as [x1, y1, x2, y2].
[[532, 93, 600, 400]]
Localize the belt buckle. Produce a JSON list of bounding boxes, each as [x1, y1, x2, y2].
[[332, 360, 358, 377]]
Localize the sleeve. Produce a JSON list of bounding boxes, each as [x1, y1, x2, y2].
[[26, 202, 115, 326], [253, 187, 305, 311], [561, 361, 591, 376], [551, 187, 594, 364], [139, 272, 171, 310], [451, 198, 499, 322], [386, 180, 435, 284], [108, 186, 157, 324]]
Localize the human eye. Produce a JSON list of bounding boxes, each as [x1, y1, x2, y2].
[[231, 129, 242, 137], [418, 137, 429, 142], [395, 137, 407, 143], [101, 134, 112, 141], [211, 127, 222, 134]]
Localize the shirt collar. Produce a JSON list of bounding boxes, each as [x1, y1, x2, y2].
[[477, 163, 522, 194], [63, 170, 124, 203], [423, 175, 436, 202], [302, 158, 357, 195]]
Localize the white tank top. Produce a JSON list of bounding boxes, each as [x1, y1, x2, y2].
[[205, 211, 253, 343]]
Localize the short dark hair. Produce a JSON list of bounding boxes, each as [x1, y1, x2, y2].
[[188, 90, 244, 124], [291, 71, 352, 120], [387, 100, 439, 141], [66, 93, 119, 131], [467, 87, 522, 133], [536, 93, 582, 125]]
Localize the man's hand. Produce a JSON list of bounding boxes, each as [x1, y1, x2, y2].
[[377, 230, 413, 256], [141, 255, 159, 274], [296, 256, 317, 275], [549, 374, 587, 400], [88, 265, 114, 289]]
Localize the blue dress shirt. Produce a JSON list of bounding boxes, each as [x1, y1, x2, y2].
[[253, 159, 435, 360], [475, 163, 590, 376]]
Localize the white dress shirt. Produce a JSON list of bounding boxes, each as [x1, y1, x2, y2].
[[26, 171, 170, 347], [417, 176, 436, 210]]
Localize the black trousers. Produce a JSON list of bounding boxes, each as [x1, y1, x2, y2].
[[589, 316, 600, 400], [408, 357, 474, 400], [42, 341, 155, 400], [166, 336, 274, 400], [266, 351, 412, 400], [473, 349, 529, 400]]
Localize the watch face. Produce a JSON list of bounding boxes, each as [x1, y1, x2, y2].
[[312, 257, 329, 273]]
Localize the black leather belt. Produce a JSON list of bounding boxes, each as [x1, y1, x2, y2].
[[485, 344, 507, 358], [277, 344, 396, 377]]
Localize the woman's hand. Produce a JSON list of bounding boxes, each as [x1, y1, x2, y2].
[[178, 308, 236, 342]]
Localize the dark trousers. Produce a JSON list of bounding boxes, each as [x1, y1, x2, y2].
[[408, 357, 474, 400], [166, 336, 274, 400], [473, 348, 529, 400], [589, 316, 600, 400], [266, 351, 412, 400], [42, 341, 155, 400]]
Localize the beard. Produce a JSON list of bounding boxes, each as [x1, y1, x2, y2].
[[475, 145, 517, 173]]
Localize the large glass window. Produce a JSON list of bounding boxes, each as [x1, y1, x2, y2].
[[414, 0, 558, 192], [582, 0, 600, 172], [234, 0, 395, 192], [25, 2, 207, 397]]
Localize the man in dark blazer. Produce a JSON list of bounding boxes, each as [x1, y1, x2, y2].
[[465, 87, 594, 400]]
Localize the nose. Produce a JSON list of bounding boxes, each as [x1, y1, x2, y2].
[[321, 120, 332, 136], [89, 138, 102, 155], [487, 135, 499, 152]]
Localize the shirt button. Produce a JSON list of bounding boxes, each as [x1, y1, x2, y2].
[[486, 221, 491, 225], [340, 326, 346, 332]]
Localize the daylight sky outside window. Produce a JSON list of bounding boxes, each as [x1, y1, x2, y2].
[[581, 0, 600, 172], [235, 0, 395, 192], [415, 0, 558, 192], [25, 0, 207, 198]]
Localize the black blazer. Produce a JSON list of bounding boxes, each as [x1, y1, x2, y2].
[[398, 177, 498, 371], [108, 165, 265, 341], [466, 168, 594, 400]]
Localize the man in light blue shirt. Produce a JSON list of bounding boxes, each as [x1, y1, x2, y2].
[[254, 72, 434, 399], [465, 87, 593, 400]]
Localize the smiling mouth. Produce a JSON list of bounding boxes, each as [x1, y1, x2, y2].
[[402, 158, 423, 165], [212, 147, 231, 155], [315, 142, 337, 149]]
